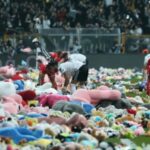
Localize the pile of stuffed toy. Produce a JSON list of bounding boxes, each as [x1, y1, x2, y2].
[[0, 65, 150, 150]]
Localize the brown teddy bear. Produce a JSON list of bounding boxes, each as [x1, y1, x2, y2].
[[91, 128, 108, 141], [115, 114, 136, 124]]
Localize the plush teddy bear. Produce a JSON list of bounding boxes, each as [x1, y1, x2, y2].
[[115, 114, 137, 124], [91, 128, 108, 141], [66, 113, 88, 132], [70, 85, 121, 105]]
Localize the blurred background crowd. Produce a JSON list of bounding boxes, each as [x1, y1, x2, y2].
[[0, 0, 150, 55]]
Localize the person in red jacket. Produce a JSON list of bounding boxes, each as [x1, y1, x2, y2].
[[37, 59, 47, 85], [50, 51, 68, 63], [45, 59, 58, 89], [146, 59, 150, 95], [37, 59, 58, 89]]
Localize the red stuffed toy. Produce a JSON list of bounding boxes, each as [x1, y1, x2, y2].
[[18, 90, 36, 104]]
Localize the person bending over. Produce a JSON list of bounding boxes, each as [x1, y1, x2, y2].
[[58, 59, 88, 93], [37, 59, 58, 89]]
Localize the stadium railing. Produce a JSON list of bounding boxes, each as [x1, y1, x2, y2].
[[38, 28, 121, 54], [0, 28, 150, 54]]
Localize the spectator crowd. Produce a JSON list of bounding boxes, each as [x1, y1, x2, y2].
[[0, 0, 150, 55]]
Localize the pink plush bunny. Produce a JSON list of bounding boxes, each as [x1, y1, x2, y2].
[[71, 85, 121, 105]]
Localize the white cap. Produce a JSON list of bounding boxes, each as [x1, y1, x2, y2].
[[32, 38, 39, 43]]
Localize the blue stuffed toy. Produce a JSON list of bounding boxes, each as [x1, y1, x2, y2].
[[13, 80, 25, 91], [69, 100, 94, 114]]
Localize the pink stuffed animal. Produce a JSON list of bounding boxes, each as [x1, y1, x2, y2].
[[2, 94, 23, 105], [38, 93, 70, 107], [1, 94, 23, 114], [2, 102, 19, 114], [0, 65, 16, 78], [71, 86, 121, 105]]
